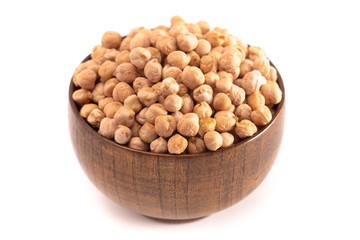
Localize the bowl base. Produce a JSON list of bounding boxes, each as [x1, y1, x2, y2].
[[145, 215, 208, 223]]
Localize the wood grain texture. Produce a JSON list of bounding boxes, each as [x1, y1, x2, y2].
[[68, 55, 285, 220]]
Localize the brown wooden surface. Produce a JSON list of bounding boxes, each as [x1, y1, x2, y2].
[[68, 56, 286, 220]]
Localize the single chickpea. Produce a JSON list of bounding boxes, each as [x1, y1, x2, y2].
[[104, 48, 120, 61], [177, 33, 198, 52], [149, 29, 168, 46], [218, 71, 233, 80], [124, 95, 142, 113], [198, 117, 216, 136], [205, 31, 225, 48], [115, 50, 130, 65], [114, 63, 138, 83], [200, 55, 218, 73], [168, 134, 188, 154], [73, 61, 100, 86], [139, 122, 158, 143], [170, 16, 185, 26], [219, 52, 241, 73], [87, 108, 105, 128], [92, 82, 105, 103], [168, 22, 189, 38], [114, 106, 135, 127], [154, 115, 177, 138], [187, 137, 206, 154], [128, 137, 149, 151], [223, 46, 244, 60], [214, 111, 238, 132], [98, 117, 118, 139], [239, 70, 267, 95], [137, 87, 159, 107], [235, 120, 257, 138], [156, 36, 177, 55], [160, 77, 179, 96], [251, 105, 272, 126], [151, 82, 162, 94], [222, 34, 237, 47], [177, 83, 188, 96], [130, 77, 150, 93], [215, 78, 233, 93], [181, 66, 205, 90], [208, 49, 222, 62], [136, 107, 148, 125], [213, 93, 232, 111], [129, 47, 151, 69], [177, 113, 199, 137], [193, 102, 212, 119], [187, 51, 201, 67], [267, 66, 278, 82], [171, 111, 184, 123], [164, 94, 183, 112], [145, 103, 167, 124], [239, 59, 253, 78], [226, 84, 246, 106], [228, 67, 240, 80], [119, 37, 132, 51], [150, 137, 168, 153], [103, 101, 122, 118], [197, 21, 210, 34], [195, 39, 211, 57], [98, 97, 114, 111], [112, 82, 135, 103], [91, 45, 107, 63], [128, 27, 144, 38], [253, 56, 270, 77], [162, 65, 182, 82], [153, 25, 169, 32], [80, 104, 98, 118], [204, 72, 219, 89], [114, 125, 132, 144], [235, 104, 252, 121], [144, 59, 163, 83], [247, 91, 265, 110], [146, 47, 162, 62], [131, 121, 141, 137], [228, 104, 236, 113], [260, 81, 282, 106], [101, 31, 122, 49], [248, 46, 266, 61], [77, 69, 97, 90], [129, 32, 150, 50], [167, 51, 190, 70], [193, 84, 213, 104], [220, 132, 234, 148], [72, 89, 92, 105], [204, 131, 223, 151], [185, 23, 202, 34], [180, 94, 194, 114], [103, 78, 119, 96], [98, 60, 116, 81]]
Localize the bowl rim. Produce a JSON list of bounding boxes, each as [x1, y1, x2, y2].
[[69, 54, 285, 158]]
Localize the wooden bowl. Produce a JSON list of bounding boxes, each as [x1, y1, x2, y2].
[[68, 55, 285, 221]]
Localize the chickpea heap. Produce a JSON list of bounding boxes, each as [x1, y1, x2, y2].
[[72, 16, 282, 154]]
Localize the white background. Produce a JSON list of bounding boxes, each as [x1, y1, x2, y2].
[[1, 0, 359, 239]]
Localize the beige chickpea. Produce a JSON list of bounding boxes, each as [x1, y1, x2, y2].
[[149, 29, 168, 46], [248, 46, 266, 61], [77, 69, 97, 90], [145, 103, 167, 124], [162, 65, 182, 82], [129, 47, 151, 69], [215, 78, 232, 93], [198, 117, 216, 136], [177, 33, 198, 52], [170, 16, 185, 26], [136, 107, 148, 125], [187, 51, 200, 67], [151, 82, 162, 93], [98, 117, 117, 139], [119, 37, 132, 51], [154, 115, 177, 138], [73, 60, 100, 86], [177, 83, 188, 96], [114, 106, 135, 127], [127, 27, 144, 38], [193, 102, 212, 119], [112, 82, 135, 103], [103, 101, 122, 118], [167, 51, 190, 70], [187, 137, 206, 154], [150, 137, 168, 153], [164, 94, 183, 112], [92, 82, 105, 103], [87, 108, 105, 128], [124, 95, 142, 113], [128, 137, 149, 151], [103, 78, 118, 96], [180, 94, 194, 114], [204, 72, 219, 89], [227, 84, 246, 106], [205, 31, 225, 48], [168, 22, 189, 38], [98, 97, 114, 111], [197, 21, 210, 34], [195, 39, 211, 57], [228, 104, 236, 113], [193, 84, 213, 104], [181, 66, 205, 90], [156, 36, 177, 55], [213, 93, 232, 111], [115, 50, 130, 65], [218, 71, 233, 80], [253, 56, 270, 77], [167, 134, 188, 154], [114, 63, 138, 83], [144, 59, 163, 83], [91, 45, 107, 63], [101, 31, 122, 49], [267, 66, 278, 82], [185, 23, 202, 34], [104, 48, 120, 62], [223, 46, 244, 60], [98, 60, 117, 81], [208, 49, 222, 63], [228, 67, 240, 80], [235, 104, 252, 121], [129, 33, 150, 50], [200, 55, 218, 73], [204, 131, 223, 151], [239, 70, 267, 95], [177, 113, 199, 137], [214, 111, 237, 132], [160, 77, 179, 96], [137, 87, 159, 107], [220, 132, 234, 148], [171, 111, 184, 123], [247, 91, 265, 110], [72, 89, 92, 105], [131, 77, 150, 93], [251, 105, 272, 126], [260, 81, 282, 106], [146, 47, 162, 62], [219, 52, 241, 73], [235, 120, 257, 138], [80, 104, 98, 118], [240, 59, 253, 78], [139, 123, 158, 143], [114, 125, 132, 144], [131, 121, 141, 137]]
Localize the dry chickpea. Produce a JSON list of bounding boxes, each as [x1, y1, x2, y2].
[[87, 108, 105, 128], [218, 71, 232, 80], [101, 31, 122, 49], [181, 66, 205, 90], [197, 21, 210, 34], [187, 51, 200, 67], [119, 37, 132, 51], [115, 50, 130, 65], [114, 106, 135, 127], [251, 105, 272, 126], [77, 69, 97, 90], [104, 48, 120, 61], [98, 97, 114, 111], [128, 137, 149, 151], [227, 84, 246, 106], [73, 61, 100, 86], [162, 65, 182, 82], [164, 94, 183, 112], [129, 47, 151, 69], [139, 122, 158, 143], [187, 137, 206, 154], [247, 91, 265, 110], [195, 39, 211, 57], [204, 72, 219, 89], [92, 82, 105, 103], [133, 77, 152, 93], [129, 33, 150, 50], [168, 22, 189, 38], [235, 120, 257, 138], [103, 101, 122, 118], [204, 131, 223, 151], [193, 84, 213, 104], [240, 59, 253, 78], [205, 31, 226, 48], [239, 70, 267, 95], [253, 56, 270, 77], [220, 132, 234, 148], [219, 52, 241, 73], [124, 95, 142, 113], [151, 81, 162, 93], [260, 81, 282, 106], [170, 16, 185, 26], [193, 102, 212, 119], [235, 104, 252, 121], [98, 117, 117, 139], [177, 113, 199, 137], [160, 77, 179, 96], [137, 87, 159, 107], [136, 107, 148, 125], [144, 59, 163, 83], [146, 47, 162, 62], [154, 115, 177, 138], [177, 33, 198, 52], [213, 93, 232, 111], [98, 60, 116, 81], [267, 66, 278, 82], [185, 23, 202, 34], [127, 27, 144, 38], [228, 104, 236, 113], [248, 46, 266, 61], [167, 51, 190, 70], [72, 88, 92, 105], [112, 82, 135, 103], [180, 94, 194, 114], [167, 134, 188, 154], [114, 63, 138, 83], [103, 78, 118, 96], [156, 36, 177, 55], [80, 104, 98, 118], [171, 111, 184, 123], [114, 125, 132, 144], [150, 137, 168, 153], [198, 117, 216, 136], [214, 111, 237, 132], [200, 55, 218, 73], [149, 29, 168, 46], [215, 78, 232, 93], [145, 103, 167, 124], [131, 121, 141, 137], [177, 83, 188, 96], [208, 49, 222, 63], [91, 45, 107, 63]]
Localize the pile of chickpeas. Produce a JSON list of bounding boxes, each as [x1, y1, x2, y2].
[[72, 16, 282, 154]]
